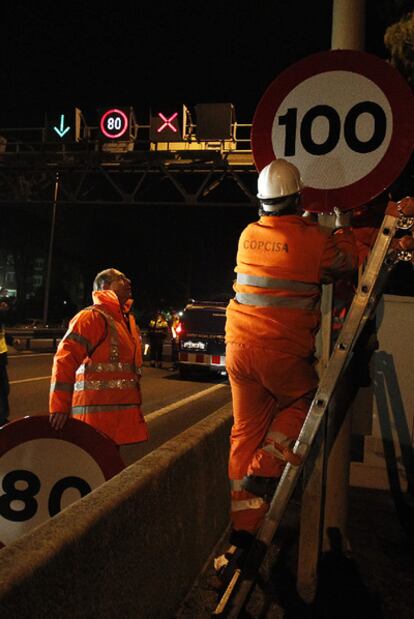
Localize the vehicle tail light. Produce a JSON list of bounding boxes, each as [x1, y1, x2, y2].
[[175, 322, 185, 337]]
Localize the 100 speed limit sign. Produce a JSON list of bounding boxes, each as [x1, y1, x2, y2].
[[252, 50, 414, 211], [0, 416, 125, 547]]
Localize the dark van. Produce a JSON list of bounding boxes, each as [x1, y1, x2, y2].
[[176, 301, 227, 379]]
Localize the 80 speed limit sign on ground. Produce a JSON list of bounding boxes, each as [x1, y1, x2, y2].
[[252, 50, 414, 211], [0, 416, 125, 547]]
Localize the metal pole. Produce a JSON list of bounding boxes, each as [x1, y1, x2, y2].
[[323, 0, 366, 553], [42, 172, 59, 325], [331, 0, 366, 51], [296, 0, 366, 599]]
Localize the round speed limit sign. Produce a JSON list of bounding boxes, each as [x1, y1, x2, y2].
[[252, 50, 414, 211], [0, 416, 125, 547], [99, 108, 129, 139]]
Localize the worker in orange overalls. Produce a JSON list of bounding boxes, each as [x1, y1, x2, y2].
[[49, 268, 148, 446], [215, 159, 358, 576]]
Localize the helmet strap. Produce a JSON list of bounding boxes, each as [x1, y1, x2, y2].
[[259, 194, 301, 216]]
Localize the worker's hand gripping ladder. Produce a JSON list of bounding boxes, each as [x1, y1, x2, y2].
[[213, 197, 414, 617]]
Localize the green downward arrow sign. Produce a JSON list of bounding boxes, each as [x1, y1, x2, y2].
[[53, 114, 71, 138]]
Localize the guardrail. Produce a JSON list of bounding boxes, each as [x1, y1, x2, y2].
[[6, 328, 168, 354], [7, 328, 66, 351]]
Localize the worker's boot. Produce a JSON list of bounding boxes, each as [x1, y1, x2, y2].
[[241, 475, 279, 502], [213, 530, 254, 590]]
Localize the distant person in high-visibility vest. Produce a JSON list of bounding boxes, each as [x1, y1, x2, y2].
[[148, 311, 169, 369], [49, 268, 149, 446], [169, 311, 180, 370], [215, 159, 358, 583]]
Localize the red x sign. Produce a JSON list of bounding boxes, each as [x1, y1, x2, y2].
[[149, 106, 186, 142], [157, 112, 178, 133]]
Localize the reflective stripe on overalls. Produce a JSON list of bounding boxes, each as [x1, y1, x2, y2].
[[235, 273, 321, 310], [230, 479, 267, 512]]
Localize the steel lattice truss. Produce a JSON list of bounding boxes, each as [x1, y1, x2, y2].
[[0, 145, 258, 208]]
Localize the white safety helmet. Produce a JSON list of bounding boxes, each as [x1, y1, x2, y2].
[[257, 159, 303, 201]]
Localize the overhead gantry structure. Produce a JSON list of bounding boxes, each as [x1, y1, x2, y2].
[[0, 108, 259, 208]]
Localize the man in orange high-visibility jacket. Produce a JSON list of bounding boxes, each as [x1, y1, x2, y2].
[[49, 268, 148, 446], [221, 159, 358, 559]]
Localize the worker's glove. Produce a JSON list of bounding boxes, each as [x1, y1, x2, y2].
[[302, 210, 318, 222], [333, 207, 351, 228]]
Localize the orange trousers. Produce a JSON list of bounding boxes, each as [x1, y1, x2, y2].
[[226, 342, 318, 533]]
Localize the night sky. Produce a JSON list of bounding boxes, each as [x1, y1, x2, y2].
[[2, 1, 337, 127], [0, 1, 409, 322]]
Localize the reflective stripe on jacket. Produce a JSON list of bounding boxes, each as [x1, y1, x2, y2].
[[50, 289, 148, 446], [226, 215, 357, 357], [149, 317, 169, 336]]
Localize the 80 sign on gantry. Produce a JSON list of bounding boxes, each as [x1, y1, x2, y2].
[[98, 106, 137, 141]]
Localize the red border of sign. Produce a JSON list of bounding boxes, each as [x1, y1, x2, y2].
[[251, 50, 414, 211], [99, 108, 129, 139], [0, 416, 125, 479]]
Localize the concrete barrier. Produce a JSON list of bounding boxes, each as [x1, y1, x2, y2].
[[0, 404, 233, 618]]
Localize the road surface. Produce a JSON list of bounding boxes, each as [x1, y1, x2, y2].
[[6, 351, 232, 466]]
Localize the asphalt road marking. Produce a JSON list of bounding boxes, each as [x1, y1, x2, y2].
[[9, 353, 54, 359], [10, 376, 51, 384], [9, 377, 227, 415], [145, 383, 227, 422]]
